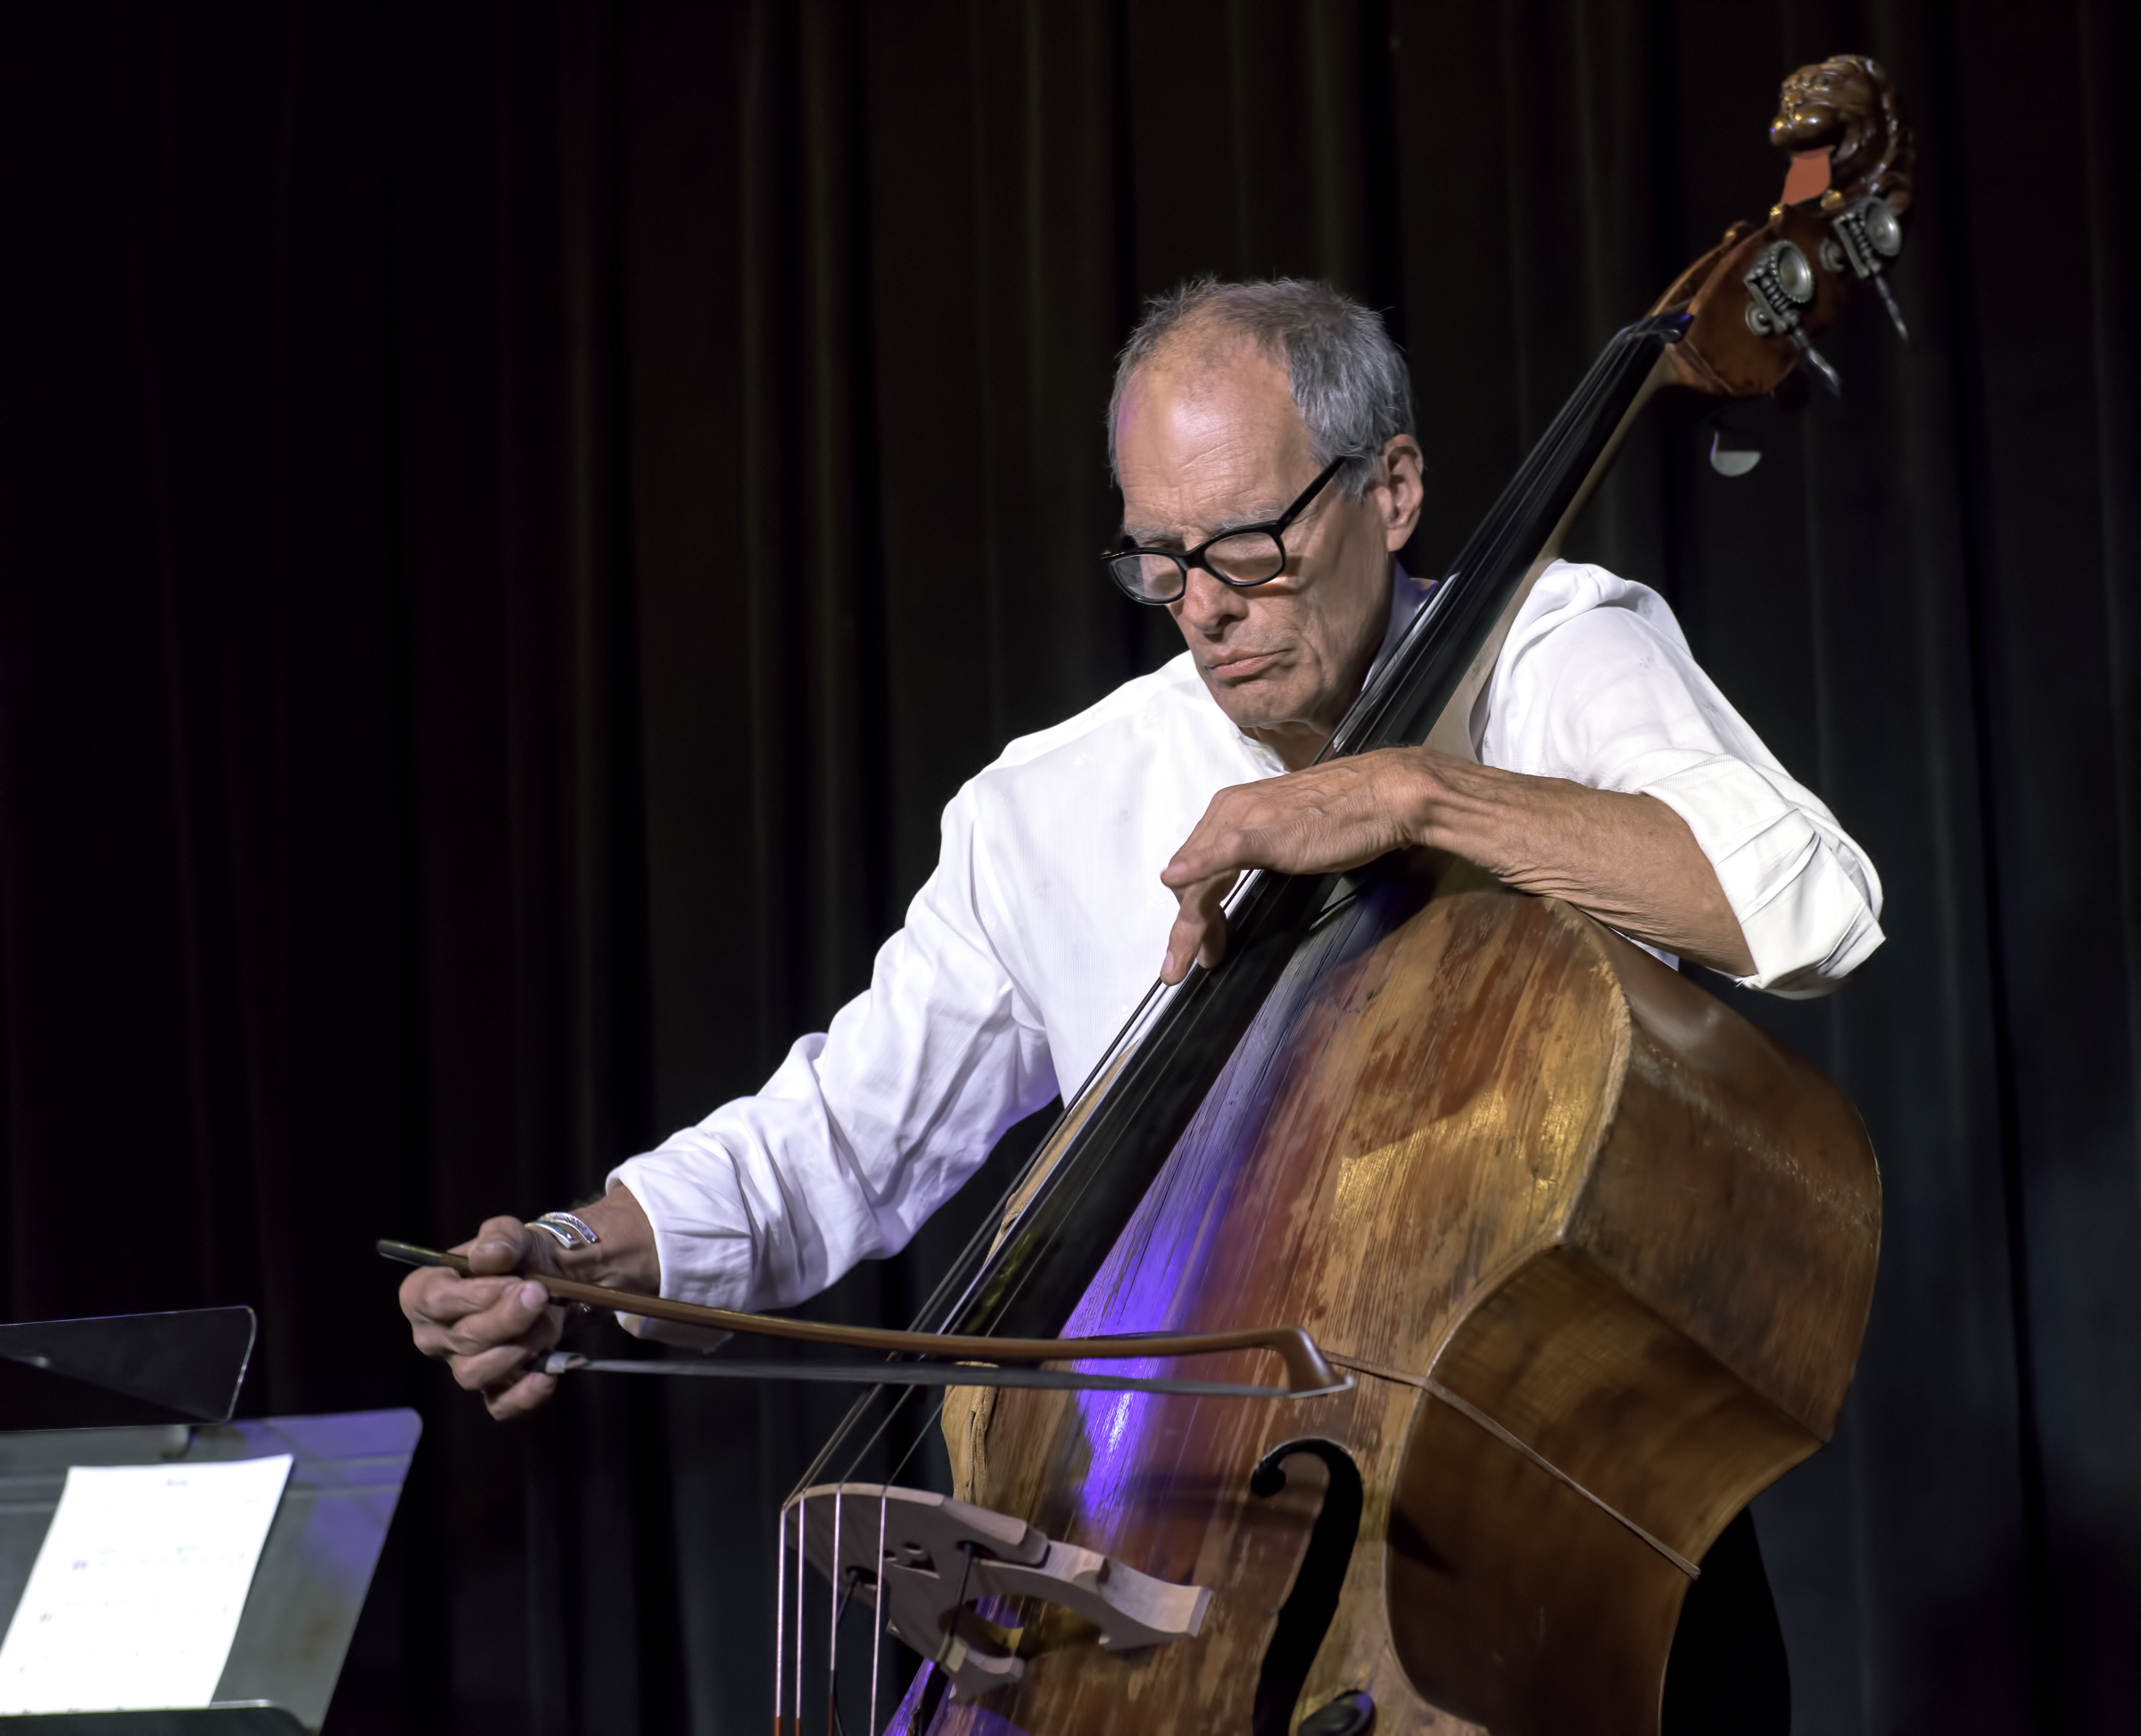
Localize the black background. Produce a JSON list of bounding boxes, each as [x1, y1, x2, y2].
[[1, 3, 2135, 1732]]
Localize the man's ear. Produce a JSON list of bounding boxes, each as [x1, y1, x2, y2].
[[1379, 434, 1426, 550]]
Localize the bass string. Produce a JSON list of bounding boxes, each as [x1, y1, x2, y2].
[[827, 1489, 843, 1736], [866, 1393, 951, 1735], [871, 1484, 889, 1736], [788, 972, 1162, 1500], [786, 1319, 941, 1514], [780, 1385, 952, 1736], [872, 880, 1344, 1404], [774, 1327, 950, 1721], [774, 1497, 790, 1736], [882, 970, 1175, 1360], [781, 965, 1182, 1500], [1337, 326, 1660, 756], [1435, 324, 1648, 578], [935, 878, 1328, 1338], [1409, 345, 1622, 612]]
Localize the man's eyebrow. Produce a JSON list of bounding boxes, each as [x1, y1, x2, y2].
[[1119, 501, 1290, 548]]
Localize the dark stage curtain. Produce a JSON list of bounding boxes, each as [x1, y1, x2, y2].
[[1, 3, 2135, 1732]]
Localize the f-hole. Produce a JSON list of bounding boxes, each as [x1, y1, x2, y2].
[[1251, 1438, 1365, 1736]]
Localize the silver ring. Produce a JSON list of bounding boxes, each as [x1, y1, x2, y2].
[[525, 1211, 600, 1251]]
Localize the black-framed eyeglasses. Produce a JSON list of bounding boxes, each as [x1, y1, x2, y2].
[[1102, 453, 1353, 606]]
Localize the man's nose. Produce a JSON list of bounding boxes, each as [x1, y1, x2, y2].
[[1172, 564, 1248, 636]]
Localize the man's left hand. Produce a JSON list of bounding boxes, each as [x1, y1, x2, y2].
[[1160, 750, 1426, 981], [1158, 746, 1757, 982]]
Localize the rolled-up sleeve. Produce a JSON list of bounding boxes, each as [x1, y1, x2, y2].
[[608, 780, 1058, 1310], [1481, 562, 1884, 998], [1640, 753, 1885, 996]]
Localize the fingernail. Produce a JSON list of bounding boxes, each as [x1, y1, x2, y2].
[[518, 1281, 548, 1310]]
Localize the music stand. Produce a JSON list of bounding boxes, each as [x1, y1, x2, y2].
[[0, 1310, 418, 1733]]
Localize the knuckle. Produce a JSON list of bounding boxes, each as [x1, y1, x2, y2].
[[456, 1346, 533, 1392], [400, 1266, 446, 1304], [444, 1318, 503, 1358]]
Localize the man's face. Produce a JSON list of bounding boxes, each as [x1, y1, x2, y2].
[[1114, 333, 1423, 763]]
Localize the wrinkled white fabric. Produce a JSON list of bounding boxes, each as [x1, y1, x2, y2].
[[612, 559, 1883, 1311], [1477, 563, 1884, 996]]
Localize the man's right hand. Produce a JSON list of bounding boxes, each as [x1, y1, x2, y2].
[[401, 1186, 661, 1420], [400, 1216, 572, 1420]]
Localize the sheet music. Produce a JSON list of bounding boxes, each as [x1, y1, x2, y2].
[[0, 1455, 293, 1713]]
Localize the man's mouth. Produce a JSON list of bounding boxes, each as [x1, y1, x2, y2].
[[1203, 649, 1284, 681]]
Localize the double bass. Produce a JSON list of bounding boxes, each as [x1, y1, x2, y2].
[[799, 54, 1907, 1736], [390, 52, 1911, 1736]]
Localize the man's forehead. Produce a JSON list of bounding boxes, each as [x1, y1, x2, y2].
[[1116, 335, 1311, 533], [1118, 327, 1292, 431]]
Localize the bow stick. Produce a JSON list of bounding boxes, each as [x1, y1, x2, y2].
[[378, 1240, 1349, 1399]]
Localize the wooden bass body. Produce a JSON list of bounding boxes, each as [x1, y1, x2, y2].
[[928, 852, 1880, 1736]]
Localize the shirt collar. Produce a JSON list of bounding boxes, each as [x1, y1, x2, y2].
[[1363, 560, 1432, 689]]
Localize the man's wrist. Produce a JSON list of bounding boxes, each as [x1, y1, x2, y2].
[[1398, 746, 1465, 851], [536, 1186, 660, 1294]]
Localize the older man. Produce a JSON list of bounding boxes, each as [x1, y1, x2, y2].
[[403, 277, 1881, 1422]]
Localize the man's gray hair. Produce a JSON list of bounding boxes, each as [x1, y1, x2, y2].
[[1106, 277, 1413, 499]]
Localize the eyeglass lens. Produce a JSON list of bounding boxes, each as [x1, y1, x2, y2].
[[1108, 530, 1285, 602]]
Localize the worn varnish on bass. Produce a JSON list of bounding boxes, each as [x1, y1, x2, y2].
[[932, 856, 1876, 1735]]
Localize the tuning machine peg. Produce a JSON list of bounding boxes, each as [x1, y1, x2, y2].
[[1818, 194, 1911, 344], [1742, 240, 1843, 396]]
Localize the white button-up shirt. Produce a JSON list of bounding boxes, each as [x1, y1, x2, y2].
[[611, 560, 1884, 1312]]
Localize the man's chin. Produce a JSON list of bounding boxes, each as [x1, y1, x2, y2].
[[1203, 677, 1318, 737]]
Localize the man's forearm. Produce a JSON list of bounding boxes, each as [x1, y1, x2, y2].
[[1398, 750, 1756, 976], [1158, 744, 1757, 983]]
